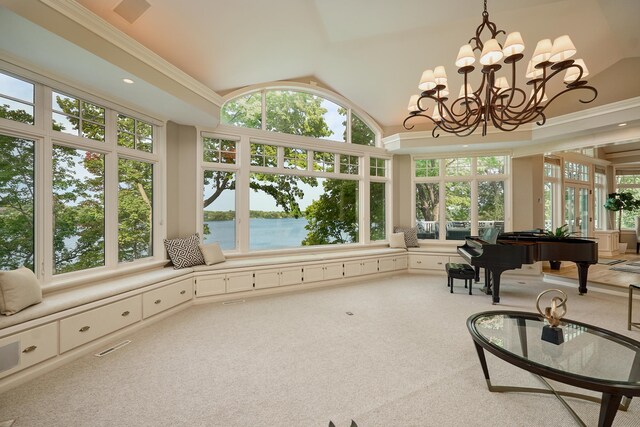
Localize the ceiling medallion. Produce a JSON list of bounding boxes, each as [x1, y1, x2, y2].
[[403, 0, 597, 137]]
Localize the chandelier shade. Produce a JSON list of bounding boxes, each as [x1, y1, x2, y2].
[[404, 0, 597, 137]]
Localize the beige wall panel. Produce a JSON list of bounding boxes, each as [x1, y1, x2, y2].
[[512, 155, 544, 231], [166, 121, 198, 239], [393, 155, 412, 228]]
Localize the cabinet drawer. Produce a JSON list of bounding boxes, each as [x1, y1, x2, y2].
[[343, 261, 362, 278], [0, 323, 58, 379], [143, 278, 193, 319], [196, 275, 226, 297], [409, 255, 448, 270], [60, 296, 141, 353], [324, 263, 343, 280], [362, 259, 378, 275]]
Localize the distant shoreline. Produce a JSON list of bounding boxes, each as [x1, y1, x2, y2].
[[203, 210, 300, 221]]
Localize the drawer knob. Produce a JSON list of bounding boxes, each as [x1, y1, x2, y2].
[[154, 299, 162, 305], [79, 326, 90, 332], [180, 290, 186, 295], [23, 345, 37, 353], [122, 311, 130, 317], [417, 261, 422, 264]]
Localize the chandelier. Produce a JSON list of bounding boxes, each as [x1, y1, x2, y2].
[[403, 0, 597, 137]]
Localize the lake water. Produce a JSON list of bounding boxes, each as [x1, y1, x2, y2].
[[203, 217, 309, 250]]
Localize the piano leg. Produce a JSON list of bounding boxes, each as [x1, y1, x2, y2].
[[481, 269, 492, 295], [576, 262, 592, 295], [486, 268, 508, 304], [474, 266, 480, 283]]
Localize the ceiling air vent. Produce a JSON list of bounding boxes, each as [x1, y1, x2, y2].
[[113, 0, 151, 24]]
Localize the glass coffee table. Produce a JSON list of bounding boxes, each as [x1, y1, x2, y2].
[[467, 311, 640, 427]]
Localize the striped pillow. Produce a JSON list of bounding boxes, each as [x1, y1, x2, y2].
[[393, 227, 419, 247]]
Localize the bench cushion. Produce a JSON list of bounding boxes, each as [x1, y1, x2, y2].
[[445, 262, 475, 278]]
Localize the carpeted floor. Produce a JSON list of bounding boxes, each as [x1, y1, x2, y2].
[[0, 273, 639, 427]]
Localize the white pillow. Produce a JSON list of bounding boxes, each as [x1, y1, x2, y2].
[[389, 232, 407, 249], [0, 267, 43, 316], [198, 242, 226, 266]]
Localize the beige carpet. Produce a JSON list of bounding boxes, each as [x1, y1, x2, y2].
[[0, 273, 639, 427]]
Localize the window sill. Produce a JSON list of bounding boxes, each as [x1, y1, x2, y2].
[[43, 259, 169, 295]]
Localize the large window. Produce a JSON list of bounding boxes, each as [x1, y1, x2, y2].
[[221, 88, 379, 146], [544, 160, 561, 231], [201, 131, 387, 252], [202, 170, 236, 250], [615, 171, 640, 229], [414, 156, 508, 240], [0, 68, 160, 279], [594, 168, 606, 230], [118, 159, 153, 262], [52, 146, 105, 274], [0, 134, 34, 270]]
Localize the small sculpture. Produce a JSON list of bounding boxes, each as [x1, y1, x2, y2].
[[536, 289, 568, 345]]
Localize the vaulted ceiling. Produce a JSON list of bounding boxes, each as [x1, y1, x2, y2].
[[1, 0, 640, 138]]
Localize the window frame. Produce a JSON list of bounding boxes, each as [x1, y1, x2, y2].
[[0, 64, 165, 287], [412, 155, 510, 242]]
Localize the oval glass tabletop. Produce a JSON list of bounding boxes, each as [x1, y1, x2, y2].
[[468, 311, 640, 387]]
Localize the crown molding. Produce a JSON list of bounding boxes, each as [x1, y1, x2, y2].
[[38, 0, 223, 106]]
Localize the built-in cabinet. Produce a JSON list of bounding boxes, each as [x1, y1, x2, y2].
[[0, 323, 57, 379]]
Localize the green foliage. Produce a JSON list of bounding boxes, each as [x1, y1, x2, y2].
[[118, 159, 153, 262], [221, 92, 262, 129], [351, 112, 375, 146], [203, 210, 298, 221], [0, 124, 34, 270], [545, 224, 573, 239], [302, 179, 358, 245], [265, 91, 333, 138], [370, 182, 386, 240], [604, 192, 640, 233]]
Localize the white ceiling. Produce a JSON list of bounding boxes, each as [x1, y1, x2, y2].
[[70, 0, 640, 129]]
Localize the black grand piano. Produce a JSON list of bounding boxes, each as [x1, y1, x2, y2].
[[457, 230, 598, 304]]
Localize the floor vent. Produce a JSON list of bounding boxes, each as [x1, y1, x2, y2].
[[94, 340, 131, 357], [222, 299, 245, 305]]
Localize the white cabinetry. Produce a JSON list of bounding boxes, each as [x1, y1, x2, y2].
[[344, 259, 379, 277], [196, 272, 253, 296], [304, 262, 343, 283], [60, 295, 142, 353], [408, 254, 449, 271], [142, 278, 193, 319], [379, 255, 408, 272], [0, 323, 58, 379], [255, 267, 303, 289]]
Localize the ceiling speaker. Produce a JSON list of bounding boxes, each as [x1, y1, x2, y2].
[[113, 0, 151, 24]]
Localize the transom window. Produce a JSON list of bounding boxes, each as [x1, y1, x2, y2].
[[203, 137, 237, 164], [52, 91, 105, 141], [313, 152, 335, 173], [117, 114, 154, 153], [0, 71, 34, 125], [370, 157, 386, 177], [221, 87, 378, 146], [284, 147, 308, 170], [250, 143, 277, 167], [564, 161, 589, 181]]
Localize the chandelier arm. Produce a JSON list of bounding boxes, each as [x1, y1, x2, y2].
[[403, 112, 433, 130]]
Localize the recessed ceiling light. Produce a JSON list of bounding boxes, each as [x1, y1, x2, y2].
[[122, 78, 134, 84], [618, 123, 627, 127], [463, 144, 469, 148]]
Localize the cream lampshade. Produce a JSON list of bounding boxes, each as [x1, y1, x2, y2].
[[503, 32, 525, 57], [455, 44, 476, 68], [549, 35, 576, 63], [419, 69, 436, 91], [407, 94, 419, 111], [563, 59, 589, 82], [480, 39, 504, 65], [532, 39, 552, 63]]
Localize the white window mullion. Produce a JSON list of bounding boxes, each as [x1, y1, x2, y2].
[[361, 155, 369, 244], [104, 108, 119, 267], [41, 136, 53, 283], [238, 136, 250, 253]]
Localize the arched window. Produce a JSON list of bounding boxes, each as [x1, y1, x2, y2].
[[221, 86, 379, 147]]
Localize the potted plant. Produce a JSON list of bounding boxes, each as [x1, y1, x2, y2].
[[604, 192, 640, 252], [545, 224, 573, 270]]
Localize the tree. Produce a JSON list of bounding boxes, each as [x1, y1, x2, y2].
[[0, 106, 35, 270], [302, 179, 358, 245]]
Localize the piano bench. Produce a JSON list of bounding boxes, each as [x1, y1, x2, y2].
[[446, 263, 475, 295], [629, 284, 640, 331]]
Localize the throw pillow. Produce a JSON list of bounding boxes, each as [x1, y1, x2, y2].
[[198, 242, 226, 266], [389, 232, 407, 249], [0, 267, 43, 316], [164, 233, 205, 269], [393, 226, 420, 247]]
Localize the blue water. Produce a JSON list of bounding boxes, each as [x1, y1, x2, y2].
[[203, 217, 309, 251]]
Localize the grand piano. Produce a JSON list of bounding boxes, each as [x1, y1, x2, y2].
[[457, 230, 598, 304]]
